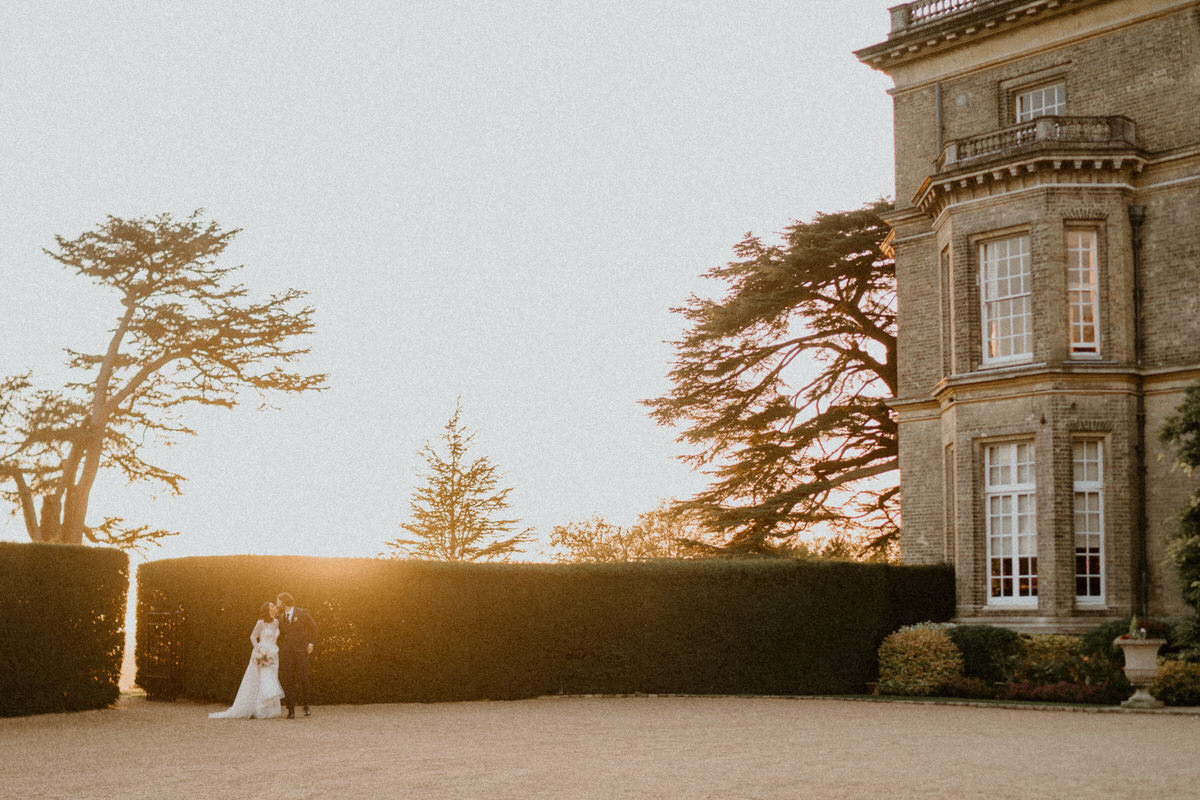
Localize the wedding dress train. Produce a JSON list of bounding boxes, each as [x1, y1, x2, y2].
[[209, 620, 284, 719]]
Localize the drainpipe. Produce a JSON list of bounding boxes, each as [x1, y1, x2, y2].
[[935, 82, 943, 154], [1129, 204, 1148, 618]]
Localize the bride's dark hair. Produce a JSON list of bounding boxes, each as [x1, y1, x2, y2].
[[259, 601, 274, 623]]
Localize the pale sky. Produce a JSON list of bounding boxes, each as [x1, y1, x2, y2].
[[0, 1, 895, 564]]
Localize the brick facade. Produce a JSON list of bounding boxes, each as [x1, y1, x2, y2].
[[857, 0, 1200, 631]]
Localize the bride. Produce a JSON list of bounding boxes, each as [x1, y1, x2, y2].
[[209, 601, 285, 719]]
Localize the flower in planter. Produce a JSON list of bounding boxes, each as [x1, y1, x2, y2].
[[1117, 617, 1169, 641]]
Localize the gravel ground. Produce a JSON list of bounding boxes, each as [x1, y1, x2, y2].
[[2, 694, 1198, 800]]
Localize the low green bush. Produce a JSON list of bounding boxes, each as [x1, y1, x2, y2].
[[1168, 617, 1200, 663], [894, 621, 1195, 706], [936, 675, 997, 699], [1078, 619, 1134, 697], [947, 624, 1021, 683], [1000, 681, 1116, 705], [1151, 660, 1200, 706], [876, 623, 963, 696], [1011, 634, 1084, 685], [0, 542, 129, 717], [1081, 618, 1130, 661]]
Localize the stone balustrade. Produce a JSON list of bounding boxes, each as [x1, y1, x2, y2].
[[889, 0, 990, 34], [936, 116, 1138, 170]]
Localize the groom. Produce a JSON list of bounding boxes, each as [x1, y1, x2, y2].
[[276, 592, 317, 719]]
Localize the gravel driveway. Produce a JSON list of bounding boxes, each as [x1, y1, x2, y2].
[[2, 694, 1197, 799]]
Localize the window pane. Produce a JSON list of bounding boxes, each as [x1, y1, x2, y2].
[[1016, 443, 1034, 484], [1073, 440, 1105, 600], [1067, 229, 1099, 354], [986, 441, 1037, 602], [1016, 82, 1066, 122], [981, 236, 1032, 363]]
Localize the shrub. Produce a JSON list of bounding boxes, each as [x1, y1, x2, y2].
[[1079, 619, 1134, 693], [1011, 634, 1084, 685], [0, 543, 129, 717], [1168, 617, 1200, 663], [1151, 660, 1200, 706], [936, 675, 997, 699], [137, 556, 955, 703], [877, 623, 963, 696], [1000, 681, 1115, 705], [1081, 618, 1132, 659], [947, 624, 1021, 683]]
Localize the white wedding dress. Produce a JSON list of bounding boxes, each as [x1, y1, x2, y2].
[[209, 620, 285, 719]]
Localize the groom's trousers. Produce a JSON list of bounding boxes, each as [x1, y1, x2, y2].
[[279, 649, 310, 712]]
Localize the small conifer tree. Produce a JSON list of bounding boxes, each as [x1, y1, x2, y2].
[[385, 399, 532, 562]]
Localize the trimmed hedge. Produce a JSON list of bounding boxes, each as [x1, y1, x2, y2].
[[0, 542, 129, 717], [137, 556, 954, 703]]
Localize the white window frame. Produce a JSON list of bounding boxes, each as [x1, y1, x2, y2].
[[1073, 439, 1106, 606], [980, 235, 1032, 366], [1067, 228, 1100, 357], [985, 441, 1038, 607], [1015, 82, 1066, 122]]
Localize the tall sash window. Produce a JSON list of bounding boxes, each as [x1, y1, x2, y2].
[[1074, 439, 1105, 604], [981, 236, 1032, 365], [986, 442, 1037, 605], [1067, 228, 1100, 356]]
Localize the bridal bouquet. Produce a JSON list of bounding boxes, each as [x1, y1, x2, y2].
[[254, 652, 274, 668]]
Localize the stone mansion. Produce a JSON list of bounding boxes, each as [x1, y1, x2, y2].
[[856, 0, 1200, 631]]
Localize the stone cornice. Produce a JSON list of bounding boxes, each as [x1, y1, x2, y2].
[[935, 361, 1135, 394], [879, 206, 931, 228], [855, 0, 1108, 72], [887, 395, 941, 412], [889, 363, 1200, 415], [926, 362, 1200, 406], [914, 149, 1145, 216]]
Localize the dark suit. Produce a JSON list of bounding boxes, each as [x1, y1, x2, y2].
[[278, 606, 317, 714]]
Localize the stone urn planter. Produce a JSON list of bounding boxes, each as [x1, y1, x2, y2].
[[1113, 636, 1166, 709]]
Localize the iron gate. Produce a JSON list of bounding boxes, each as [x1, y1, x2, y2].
[[140, 605, 185, 701]]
